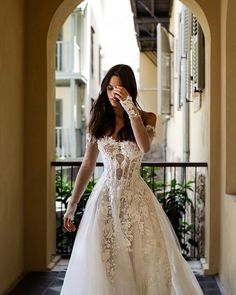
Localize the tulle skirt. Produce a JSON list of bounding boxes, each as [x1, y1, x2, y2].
[[60, 175, 203, 295]]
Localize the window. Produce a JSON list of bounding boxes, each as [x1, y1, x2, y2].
[[177, 8, 205, 108], [99, 45, 102, 83], [56, 99, 63, 127], [91, 27, 95, 76]]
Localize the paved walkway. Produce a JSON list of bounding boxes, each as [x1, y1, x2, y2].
[[8, 260, 223, 295]]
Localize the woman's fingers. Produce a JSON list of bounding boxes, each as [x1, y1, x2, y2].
[[64, 217, 76, 232], [114, 86, 129, 100]]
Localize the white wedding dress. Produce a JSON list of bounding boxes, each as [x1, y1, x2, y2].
[[60, 129, 203, 295]]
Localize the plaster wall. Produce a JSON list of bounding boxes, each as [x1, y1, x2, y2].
[[189, 96, 208, 163], [138, 53, 163, 144], [167, 0, 208, 163], [0, 0, 25, 293], [219, 0, 236, 293]]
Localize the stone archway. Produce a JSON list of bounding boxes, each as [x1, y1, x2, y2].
[[225, 0, 236, 194], [46, 0, 84, 265], [178, 0, 221, 275], [219, 0, 236, 293], [42, 0, 220, 274], [24, 0, 83, 271]]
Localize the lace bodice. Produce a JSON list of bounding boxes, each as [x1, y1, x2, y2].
[[97, 136, 143, 184], [95, 125, 155, 182]]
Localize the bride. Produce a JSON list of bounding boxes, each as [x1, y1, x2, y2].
[[60, 64, 203, 295]]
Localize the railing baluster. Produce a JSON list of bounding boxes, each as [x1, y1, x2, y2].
[[60, 165, 63, 255], [52, 161, 207, 259], [194, 166, 197, 258], [152, 166, 154, 192], [184, 166, 187, 253], [163, 165, 166, 207]]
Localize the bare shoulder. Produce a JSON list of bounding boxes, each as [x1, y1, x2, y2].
[[141, 111, 157, 127]]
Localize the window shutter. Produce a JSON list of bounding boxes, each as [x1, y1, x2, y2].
[[192, 16, 205, 91], [183, 8, 192, 101], [179, 8, 192, 105], [157, 23, 171, 115]]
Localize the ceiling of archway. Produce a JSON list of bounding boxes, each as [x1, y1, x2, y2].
[[130, 0, 172, 62]]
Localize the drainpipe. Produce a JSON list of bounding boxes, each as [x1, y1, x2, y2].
[[163, 116, 170, 162], [183, 97, 190, 162], [70, 78, 76, 158]]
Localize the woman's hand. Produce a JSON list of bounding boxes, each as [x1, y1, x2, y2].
[[63, 217, 76, 232], [115, 87, 140, 118], [113, 86, 130, 101]]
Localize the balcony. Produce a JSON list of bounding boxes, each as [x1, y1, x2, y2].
[[9, 160, 224, 294], [55, 40, 87, 85], [52, 160, 208, 260], [56, 40, 81, 74]]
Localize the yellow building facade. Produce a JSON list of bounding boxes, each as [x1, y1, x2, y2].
[[0, 0, 235, 294]]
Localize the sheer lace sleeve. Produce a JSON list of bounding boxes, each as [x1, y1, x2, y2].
[[119, 95, 140, 118], [63, 133, 99, 221]]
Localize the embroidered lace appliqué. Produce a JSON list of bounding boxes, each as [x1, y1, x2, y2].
[[98, 133, 171, 292]]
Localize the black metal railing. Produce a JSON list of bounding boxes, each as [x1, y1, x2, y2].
[[52, 161, 207, 259]]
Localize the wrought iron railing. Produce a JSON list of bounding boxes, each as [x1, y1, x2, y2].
[[52, 161, 207, 259]]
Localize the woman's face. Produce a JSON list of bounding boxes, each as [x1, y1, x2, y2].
[[106, 75, 121, 107]]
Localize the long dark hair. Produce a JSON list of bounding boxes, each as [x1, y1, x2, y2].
[[88, 64, 140, 142]]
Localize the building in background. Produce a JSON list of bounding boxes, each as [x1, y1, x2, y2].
[[165, 1, 206, 164], [130, 0, 206, 164], [55, 2, 88, 158], [129, 0, 172, 162], [55, 1, 105, 159], [55, 0, 139, 159]]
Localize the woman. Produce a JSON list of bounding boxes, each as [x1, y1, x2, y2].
[[61, 64, 203, 295]]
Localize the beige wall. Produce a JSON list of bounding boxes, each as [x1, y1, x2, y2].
[[189, 96, 208, 162], [138, 53, 163, 144], [0, 0, 25, 293], [220, 0, 236, 294]]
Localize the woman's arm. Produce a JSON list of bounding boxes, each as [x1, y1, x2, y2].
[[63, 136, 99, 232], [114, 86, 157, 152], [129, 111, 157, 153]]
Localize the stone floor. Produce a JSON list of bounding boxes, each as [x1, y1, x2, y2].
[[8, 259, 223, 295]]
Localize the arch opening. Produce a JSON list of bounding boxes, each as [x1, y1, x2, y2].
[[45, 0, 218, 275]]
